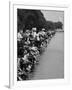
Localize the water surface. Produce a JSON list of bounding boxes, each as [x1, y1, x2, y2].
[[33, 32, 64, 80]]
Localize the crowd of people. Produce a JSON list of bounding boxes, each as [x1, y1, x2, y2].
[[17, 27, 56, 80]]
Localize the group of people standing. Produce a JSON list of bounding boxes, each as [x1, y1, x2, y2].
[[17, 27, 56, 80]]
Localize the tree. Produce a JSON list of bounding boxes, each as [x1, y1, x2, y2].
[[54, 21, 63, 29], [17, 9, 47, 32], [45, 21, 63, 31], [17, 9, 63, 32]]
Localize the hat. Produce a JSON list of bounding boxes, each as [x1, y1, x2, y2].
[[26, 29, 30, 33], [32, 27, 36, 31], [42, 28, 45, 31]]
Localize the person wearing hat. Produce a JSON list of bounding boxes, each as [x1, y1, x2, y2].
[[24, 29, 31, 45], [31, 27, 37, 38], [25, 29, 30, 37], [41, 28, 46, 36]]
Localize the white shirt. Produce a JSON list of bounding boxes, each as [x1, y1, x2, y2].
[[36, 33, 40, 41], [31, 46, 37, 51], [22, 54, 29, 61], [32, 31, 37, 38]]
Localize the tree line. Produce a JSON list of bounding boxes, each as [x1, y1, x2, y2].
[[17, 9, 63, 32]]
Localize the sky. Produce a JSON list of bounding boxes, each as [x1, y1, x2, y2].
[[41, 10, 64, 24]]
